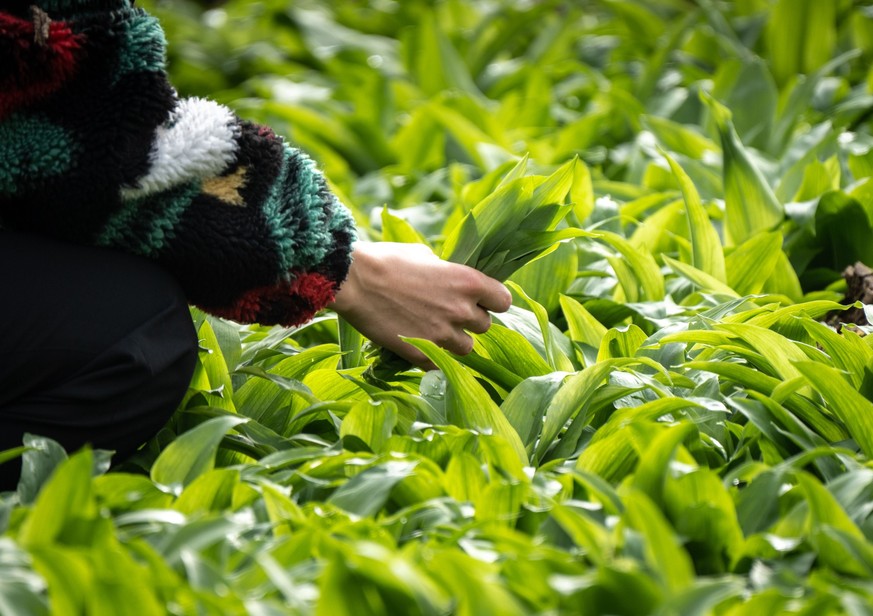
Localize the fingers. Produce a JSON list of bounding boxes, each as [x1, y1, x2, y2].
[[447, 332, 475, 356], [471, 272, 513, 314], [465, 306, 492, 335]]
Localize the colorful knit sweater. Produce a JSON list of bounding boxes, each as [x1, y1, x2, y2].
[[0, 0, 356, 327]]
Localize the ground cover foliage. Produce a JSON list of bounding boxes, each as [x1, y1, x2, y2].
[[5, 0, 873, 613]]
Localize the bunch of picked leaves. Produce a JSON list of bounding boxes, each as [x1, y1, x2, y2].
[[365, 156, 583, 379], [441, 155, 583, 281]]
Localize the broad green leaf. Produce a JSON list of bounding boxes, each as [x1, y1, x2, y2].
[[646, 116, 719, 160], [703, 93, 783, 245], [711, 58, 777, 149], [550, 504, 612, 565], [591, 230, 665, 300], [508, 282, 575, 372], [725, 232, 782, 295], [766, 0, 837, 85], [796, 362, 873, 458], [196, 319, 235, 411], [150, 415, 248, 493], [500, 373, 566, 449], [797, 472, 873, 576], [593, 398, 703, 443], [475, 480, 525, 525], [443, 452, 486, 503], [560, 294, 608, 350], [18, 449, 94, 546], [174, 468, 240, 515], [597, 324, 648, 362], [422, 551, 528, 616], [405, 10, 483, 98], [380, 207, 429, 244], [17, 435, 68, 506], [793, 157, 841, 202], [662, 255, 739, 297], [812, 191, 873, 272], [469, 323, 553, 385], [537, 359, 634, 462], [570, 158, 595, 222], [508, 241, 577, 314], [717, 322, 809, 385], [327, 460, 417, 517], [664, 469, 745, 571], [403, 337, 527, 464], [442, 159, 577, 279], [338, 316, 365, 370], [763, 252, 803, 302], [632, 422, 696, 506], [28, 548, 90, 616], [663, 151, 726, 281], [685, 360, 847, 442], [339, 399, 399, 453], [800, 320, 872, 388], [622, 489, 695, 593], [576, 426, 639, 483]]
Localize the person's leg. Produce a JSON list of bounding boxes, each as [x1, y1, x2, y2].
[[0, 231, 198, 489]]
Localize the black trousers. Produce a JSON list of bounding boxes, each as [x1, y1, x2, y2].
[[0, 231, 198, 489]]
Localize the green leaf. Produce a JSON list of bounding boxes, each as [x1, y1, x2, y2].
[[662, 255, 739, 297], [538, 360, 632, 463], [550, 504, 612, 566], [632, 422, 696, 506], [622, 489, 695, 593], [174, 468, 240, 515], [725, 232, 783, 295], [380, 207, 430, 244], [812, 191, 873, 272], [796, 472, 873, 576], [469, 323, 553, 384], [443, 452, 487, 503], [18, 449, 94, 546], [507, 281, 575, 372], [150, 415, 248, 493], [500, 373, 566, 450], [560, 294, 608, 351], [766, 0, 837, 86], [327, 460, 417, 517], [597, 324, 648, 362], [340, 399, 399, 453], [591, 230, 666, 300], [796, 362, 873, 458], [508, 241, 577, 314], [702, 93, 783, 246], [402, 337, 528, 465], [196, 319, 235, 411], [16, 435, 68, 506], [663, 150, 726, 282], [664, 469, 745, 572]]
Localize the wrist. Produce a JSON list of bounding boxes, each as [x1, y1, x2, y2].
[[327, 243, 366, 315]]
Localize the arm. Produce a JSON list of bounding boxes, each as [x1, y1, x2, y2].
[[0, 1, 511, 358], [329, 242, 513, 367]]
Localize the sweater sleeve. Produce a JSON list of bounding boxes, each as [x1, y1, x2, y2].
[[0, 1, 356, 327]]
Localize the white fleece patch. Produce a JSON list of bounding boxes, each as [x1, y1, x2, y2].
[[121, 97, 239, 200]]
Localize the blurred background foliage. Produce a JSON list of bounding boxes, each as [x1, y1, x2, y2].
[[141, 0, 873, 291]]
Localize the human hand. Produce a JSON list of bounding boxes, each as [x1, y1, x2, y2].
[[328, 242, 513, 368]]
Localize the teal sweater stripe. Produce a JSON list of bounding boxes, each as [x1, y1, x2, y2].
[[0, 114, 78, 195]]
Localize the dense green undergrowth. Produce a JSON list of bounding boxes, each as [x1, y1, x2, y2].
[[5, 0, 873, 613]]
